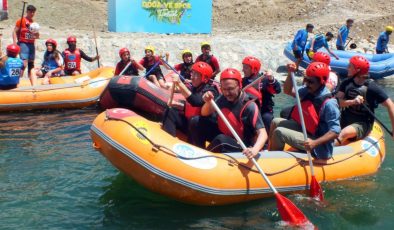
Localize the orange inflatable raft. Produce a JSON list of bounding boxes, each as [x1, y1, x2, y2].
[[90, 108, 386, 206], [0, 67, 114, 111]]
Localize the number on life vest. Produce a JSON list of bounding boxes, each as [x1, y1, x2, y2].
[[67, 62, 77, 69], [10, 68, 21, 77], [25, 32, 33, 39]]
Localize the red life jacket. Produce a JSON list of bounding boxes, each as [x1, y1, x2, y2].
[[63, 48, 81, 72], [184, 83, 220, 120], [196, 54, 216, 72], [244, 83, 262, 106], [217, 94, 255, 139], [18, 17, 35, 44], [290, 93, 332, 135]]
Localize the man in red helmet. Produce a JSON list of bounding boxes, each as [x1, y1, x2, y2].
[[199, 68, 268, 158], [241, 56, 281, 133], [312, 52, 339, 92], [30, 39, 63, 85], [62, 36, 100, 75], [12, 5, 39, 78], [162, 62, 219, 140], [336, 56, 394, 144], [0, 44, 24, 89], [114, 47, 144, 76], [269, 62, 341, 159]]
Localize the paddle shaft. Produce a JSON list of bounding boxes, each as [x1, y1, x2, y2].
[[290, 72, 316, 176], [92, 25, 100, 68], [118, 61, 132, 76], [362, 103, 393, 136], [18, 2, 27, 42], [144, 60, 161, 78], [210, 100, 279, 194], [344, 37, 353, 49], [160, 58, 187, 82], [242, 74, 264, 92]]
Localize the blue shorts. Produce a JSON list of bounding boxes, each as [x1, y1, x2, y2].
[[18, 42, 35, 61], [336, 45, 345, 50]]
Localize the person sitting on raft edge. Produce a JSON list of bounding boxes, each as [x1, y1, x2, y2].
[[30, 39, 64, 86], [195, 42, 220, 79], [139, 45, 171, 89], [62, 36, 100, 76], [0, 44, 24, 90], [162, 62, 219, 143], [269, 62, 341, 160], [173, 49, 194, 84], [115, 47, 144, 76], [197, 68, 268, 159], [335, 56, 394, 145], [241, 56, 281, 133]]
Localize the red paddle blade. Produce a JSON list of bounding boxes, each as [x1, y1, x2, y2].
[[275, 193, 310, 226], [310, 175, 324, 201]]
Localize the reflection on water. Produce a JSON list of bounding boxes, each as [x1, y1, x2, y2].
[[0, 83, 394, 229]]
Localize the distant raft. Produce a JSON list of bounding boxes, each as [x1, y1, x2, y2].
[[91, 108, 386, 206], [283, 42, 394, 79], [0, 67, 114, 111]]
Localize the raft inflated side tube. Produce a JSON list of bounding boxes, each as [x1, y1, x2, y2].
[[100, 76, 184, 117]]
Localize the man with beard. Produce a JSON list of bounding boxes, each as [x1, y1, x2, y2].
[[269, 62, 340, 160], [62, 36, 100, 75]]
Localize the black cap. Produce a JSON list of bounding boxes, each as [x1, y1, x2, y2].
[[27, 5, 36, 12]]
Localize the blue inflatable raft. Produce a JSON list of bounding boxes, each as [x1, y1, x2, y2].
[[283, 42, 394, 79]]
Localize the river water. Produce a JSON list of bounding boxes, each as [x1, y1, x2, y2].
[[1, 84, 393, 229]]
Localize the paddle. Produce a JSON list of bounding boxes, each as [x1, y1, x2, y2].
[[344, 37, 353, 49], [92, 24, 100, 68], [361, 103, 393, 136], [242, 70, 274, 92], [209, 99, 311, 226], [160, 58, 189, 83], [290, 72, 324, 201], [17, 1, 27, 42]]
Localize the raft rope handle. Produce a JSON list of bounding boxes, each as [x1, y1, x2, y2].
[[105, 115, 384, 176], [105, 115, 242, 164]]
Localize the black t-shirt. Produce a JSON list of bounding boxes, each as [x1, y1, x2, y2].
[[186, 83, 219, 107], [339, 78, 388, 125]]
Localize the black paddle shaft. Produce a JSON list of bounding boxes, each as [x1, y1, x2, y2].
[[362, 104, 393, 136], [18, 2, 27, 42]]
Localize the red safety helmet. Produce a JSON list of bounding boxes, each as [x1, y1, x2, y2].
[[119, 47, 130, 58], [242, 56, 261, 75], [45, 39, 57, 48], [312, 52, 331, 65], [220, 68, 242, 88], [191, 61, 213, 83], [6, 44, 20, 57], [67, 36, 77, 43], [349, 55, 370, 75], [306, 62, 330, 84]]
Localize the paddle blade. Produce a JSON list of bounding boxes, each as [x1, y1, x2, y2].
[[310, 175, 324, 201], [275, 193, 310, 226]]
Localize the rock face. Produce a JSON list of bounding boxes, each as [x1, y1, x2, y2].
[[0, 0, 393, 79]]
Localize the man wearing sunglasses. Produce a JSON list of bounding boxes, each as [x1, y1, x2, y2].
[[269, 62, 340, 160], [336, 56, 394, 144]]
